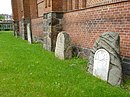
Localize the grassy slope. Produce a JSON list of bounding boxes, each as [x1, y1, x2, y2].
[[0, 31, 130, 97]]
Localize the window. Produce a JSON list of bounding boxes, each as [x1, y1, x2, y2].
[[63, 0, 67, 11], [48, 0, 51, 7], [68, 0, 72, 10], [75, 0, 79, 9], [82, 0, 87, 8], [45, 0, 47, 8], [21, 0, 24, 12]]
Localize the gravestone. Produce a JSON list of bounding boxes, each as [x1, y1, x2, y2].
[[55, 31, 72, 60], [93, 49, 110, 81], [27, 23, 32, 44], [88, 32, 122, 86]]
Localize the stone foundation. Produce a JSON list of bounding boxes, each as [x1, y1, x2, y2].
[[43, 12, 63, 52], [122, 57, 130, 76], [20, 19, 32, 40], [32, 35, 44, 43], [13, 21, 19, 37], [21, 19, 27, 40]]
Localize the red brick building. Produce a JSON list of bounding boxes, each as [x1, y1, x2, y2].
[[11, 0, 130, 74]]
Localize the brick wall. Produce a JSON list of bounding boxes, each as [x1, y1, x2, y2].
[[31, 0, 64, 40], [37, 0, 52, 16], [52, 0, 63, 11], [63, 1, 130, 58], [37, 0, 45, 17], [31, 17, 43, 41], [12, 0, 130, 58], [37, 0, 63, 16], [23, 0, 30, 18], [29, 0, 38, 19]]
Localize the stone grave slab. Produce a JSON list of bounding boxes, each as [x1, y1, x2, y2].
[[93, 49, 110, 81], [27, 23, 32, 44], [55, 31, 72, 60]]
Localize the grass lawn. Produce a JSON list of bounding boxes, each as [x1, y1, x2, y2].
[[0, 31, 130, 97]]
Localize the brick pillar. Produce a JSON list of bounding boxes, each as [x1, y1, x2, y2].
[[43, 12, 63, 51]]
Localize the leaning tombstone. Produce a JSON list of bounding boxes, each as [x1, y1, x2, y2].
[[55, 31, 72, 60], [88, 32, 122, 86], [27, 23, 32, 44]]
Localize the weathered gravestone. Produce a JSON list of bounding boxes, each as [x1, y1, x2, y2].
[[55, 31, 72, 60], [88, 32, 122, 86], [27, 23, 32, 44], [93, 49, 110, 81]]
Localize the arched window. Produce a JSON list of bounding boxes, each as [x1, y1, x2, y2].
[[75, 0, 79, 9], [68, 0, 72, 10], [63, 0, 67, 11], [48, 0, 51, 7], [82, 0, 87, 8], [45, 0, 47, 8], [21, 0, 24, 12]]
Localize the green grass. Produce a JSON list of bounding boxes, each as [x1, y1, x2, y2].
[[0, 31, 130, 97], [123, 76, 130, 93]]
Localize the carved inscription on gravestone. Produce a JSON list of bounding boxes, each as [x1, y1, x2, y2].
[[93, 49, 110, 81]]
